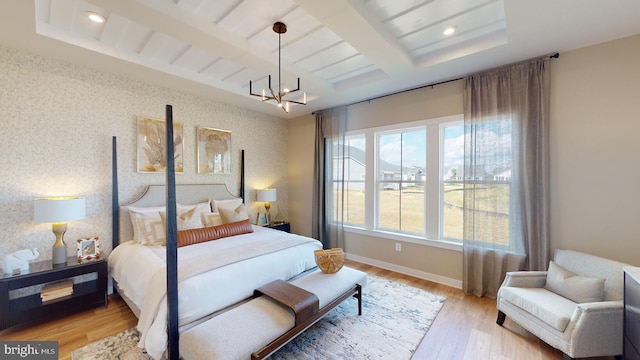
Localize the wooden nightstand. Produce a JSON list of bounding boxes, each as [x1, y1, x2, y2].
[[0, 255, 107, 331], [267, 222, 290, 233]]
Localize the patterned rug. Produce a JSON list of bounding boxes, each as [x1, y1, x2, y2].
[[72, 274, 446, 359]]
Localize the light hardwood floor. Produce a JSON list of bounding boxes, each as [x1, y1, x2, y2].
[[0, 260, 616, 360]]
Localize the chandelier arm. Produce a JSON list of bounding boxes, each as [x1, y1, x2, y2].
[[283, 99, 307, 105]]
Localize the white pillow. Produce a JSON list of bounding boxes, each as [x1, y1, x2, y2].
[[178, 200, 212, 218], [544, 261, 605, 303], [212, 198, 243, 213], [160, 206, 204, 235], [218, 203, 249, 224], [128, 205, 165, 245], [202, 212, 223, 227]]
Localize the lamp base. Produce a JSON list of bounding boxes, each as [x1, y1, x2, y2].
[[264, 202, 271, 226], [52, 245, 67, 266], [51, 223, 68, 266]]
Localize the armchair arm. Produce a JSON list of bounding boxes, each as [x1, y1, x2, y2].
[[500, 271, 548, 288], [565, 301, 624, 357]]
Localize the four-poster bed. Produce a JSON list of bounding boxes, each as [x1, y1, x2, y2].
[[109, 105, 366, 359]]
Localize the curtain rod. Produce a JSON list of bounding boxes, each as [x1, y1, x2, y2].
[[312, 52, 559, 114]]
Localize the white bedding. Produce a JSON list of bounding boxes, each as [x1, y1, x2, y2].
[[108, 225, 322, 359]]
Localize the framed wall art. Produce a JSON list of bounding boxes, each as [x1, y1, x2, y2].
[[137, 117, 184, 173], [197, 127, 231, 174], [77, 236, 100, 263]]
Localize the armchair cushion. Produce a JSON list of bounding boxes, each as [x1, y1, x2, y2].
[[500, 287, 576, 331], [544, 261, 605, 303]]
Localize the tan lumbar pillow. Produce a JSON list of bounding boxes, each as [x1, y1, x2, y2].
[[544, 261, 605, 303]]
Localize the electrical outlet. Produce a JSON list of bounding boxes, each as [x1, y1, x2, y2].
[[395, 243, 401, 252]]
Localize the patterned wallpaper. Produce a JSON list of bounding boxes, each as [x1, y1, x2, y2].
[[0, 45, 289, 261]]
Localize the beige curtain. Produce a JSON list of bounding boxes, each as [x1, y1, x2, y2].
[[462, 58, 551, 298], [312, 106, 347, 249]]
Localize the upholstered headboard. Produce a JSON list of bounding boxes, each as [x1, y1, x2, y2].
[[117, 184, 239, 246]]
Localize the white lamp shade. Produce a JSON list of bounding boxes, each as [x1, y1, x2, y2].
[[257, 189, 277, 202], [34, 197, 86, 223]]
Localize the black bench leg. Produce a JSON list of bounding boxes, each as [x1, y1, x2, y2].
[[355, 284, 362, 315], [496, 310, 506, 326]]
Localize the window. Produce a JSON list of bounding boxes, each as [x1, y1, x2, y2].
[[333, 134, 366, 226], [441, 123, 464, 240], [377, 128, 425, 235], [334, 115, 469, 244], [462, 118, 513, 246]]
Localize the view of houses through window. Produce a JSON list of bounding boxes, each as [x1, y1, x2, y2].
[[332, 115, 512, 246]]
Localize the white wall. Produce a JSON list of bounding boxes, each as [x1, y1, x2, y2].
[[0, 45, 288, 261], [288, 33, 640, 285]]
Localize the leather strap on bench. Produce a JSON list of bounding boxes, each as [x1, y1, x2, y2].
[[254, 280, 319, 326]]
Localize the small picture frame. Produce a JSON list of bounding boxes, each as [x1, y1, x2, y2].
[[256, 212, 268, 226], [77, 237, 100, 263]]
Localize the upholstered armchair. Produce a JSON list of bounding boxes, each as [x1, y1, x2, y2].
[[496, 249, 628, 360]]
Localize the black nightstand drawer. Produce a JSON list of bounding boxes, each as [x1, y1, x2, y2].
[[267, 222, 290, 233]]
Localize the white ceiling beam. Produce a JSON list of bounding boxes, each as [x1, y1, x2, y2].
[[294, 0, 415, 76]]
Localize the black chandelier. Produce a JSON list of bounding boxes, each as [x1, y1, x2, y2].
[[249, 22, 306, 113]]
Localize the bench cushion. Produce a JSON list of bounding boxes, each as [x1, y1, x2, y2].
[[180, 266, 367, 360], [500, 287, 576, 331]]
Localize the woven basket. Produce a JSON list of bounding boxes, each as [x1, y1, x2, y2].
[[314, 248, 345, 274]]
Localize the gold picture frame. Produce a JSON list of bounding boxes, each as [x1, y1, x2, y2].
[[137, 117, 184, 173], [197, 127, 231, 174], [76, 236, 100, 263]]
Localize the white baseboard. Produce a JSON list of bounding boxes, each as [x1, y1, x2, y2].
[[345, 253, 462, 289]]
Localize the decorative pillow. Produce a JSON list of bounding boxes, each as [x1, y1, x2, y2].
[[544, 261, 605, 303], [177, 219, 254, 247], [177, 225, 220, 247], [159, 206, 204, 232], [214, 218, 253, 238], [128, 205, 165, 245], [178, 201, 212, 219], [202, 212, 223, 227], [212, 198, 243, 213], [218, 203, 249, 224]]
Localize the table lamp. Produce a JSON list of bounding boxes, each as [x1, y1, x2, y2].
[[256, 189, 277, 225], [34, 197, 86, 265]]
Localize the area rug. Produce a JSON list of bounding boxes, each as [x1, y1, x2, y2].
[[72, 274, 446, 359]]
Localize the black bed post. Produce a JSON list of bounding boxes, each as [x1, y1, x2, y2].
[[240, 149, 245, 203], [112, 136, 119, 248], [112, 136, 120, 295], [165, 105, 179, 360]]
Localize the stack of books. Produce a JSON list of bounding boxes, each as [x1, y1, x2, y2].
[[41, 279, 74, 302]]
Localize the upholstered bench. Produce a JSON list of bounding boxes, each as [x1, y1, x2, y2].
[[180, 266, 367, 360]]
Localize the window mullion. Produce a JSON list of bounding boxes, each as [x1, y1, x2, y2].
[[425, 124, 440, 240], [365, 130, 375, 230]]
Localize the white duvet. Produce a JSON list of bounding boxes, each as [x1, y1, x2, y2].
[[108, 225, 322, 360]]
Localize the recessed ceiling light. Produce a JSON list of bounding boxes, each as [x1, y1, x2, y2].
[[443, 27, 456, 36], [87, 11, 105, 23]]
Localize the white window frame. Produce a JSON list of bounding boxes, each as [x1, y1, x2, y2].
[[341, 115, 463, 251]]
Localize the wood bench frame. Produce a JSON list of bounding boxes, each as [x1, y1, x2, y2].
[[251, 282, 363, 360]]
